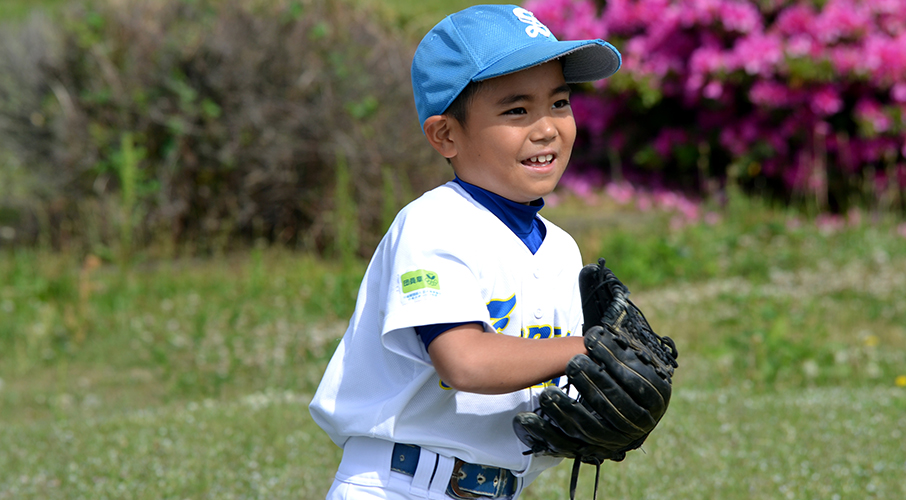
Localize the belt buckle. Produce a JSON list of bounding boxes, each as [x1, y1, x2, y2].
[[449, 459, 515, 499], [449, 459, 482, 499]]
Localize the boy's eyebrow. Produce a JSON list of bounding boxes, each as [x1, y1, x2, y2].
[[552, 83, 572, 96], [495, 84, 572, 107]]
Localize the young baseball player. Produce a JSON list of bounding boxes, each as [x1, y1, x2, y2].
[[309, 4, 621, 499]]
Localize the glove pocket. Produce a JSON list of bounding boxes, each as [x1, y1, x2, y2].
[[583, 328, 673, 417], [565, 355, 657, 436]]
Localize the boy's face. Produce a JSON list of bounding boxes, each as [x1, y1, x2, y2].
[[446, 61, 576, 204]]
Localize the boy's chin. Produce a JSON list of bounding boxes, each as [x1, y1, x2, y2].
[[511, 186, 558, 204]]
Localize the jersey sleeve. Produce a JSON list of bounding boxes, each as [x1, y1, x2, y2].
[[415, 322, 484, 349], [377, 201, 494, 363]]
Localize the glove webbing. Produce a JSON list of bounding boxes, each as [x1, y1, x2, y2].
[[590, 264, 679, 368], [622, 298, 678, 368]]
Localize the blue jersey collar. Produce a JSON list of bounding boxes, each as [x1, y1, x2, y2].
[[453, 177, 547, 252]]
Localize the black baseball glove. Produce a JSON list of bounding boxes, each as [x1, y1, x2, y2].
[[513, 258, 678, 499]]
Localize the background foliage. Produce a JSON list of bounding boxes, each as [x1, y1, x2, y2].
[[0, 0, 444, 256]]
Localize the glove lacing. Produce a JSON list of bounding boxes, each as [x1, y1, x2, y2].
[[568, 455, 602, 500], [558, 377, 605, 500]]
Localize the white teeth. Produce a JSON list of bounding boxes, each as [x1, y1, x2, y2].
[[528, 154, 554, 164]]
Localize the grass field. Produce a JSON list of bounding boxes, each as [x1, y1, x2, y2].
[[2, 387, 904, 499], [2, 190, 906, 499]]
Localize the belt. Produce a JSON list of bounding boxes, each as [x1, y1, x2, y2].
[[390, 443, 517, 499]]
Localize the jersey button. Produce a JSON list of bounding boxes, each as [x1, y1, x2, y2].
[[534, 308, 543, 319]]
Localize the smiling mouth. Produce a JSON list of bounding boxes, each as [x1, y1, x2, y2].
[[523, 154, 554, 167]]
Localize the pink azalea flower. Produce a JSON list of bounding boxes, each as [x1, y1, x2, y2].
[[861, 33, 906, 84], [810, 87, 843, 116], [892, 83, 906, 102], [703, 80, 723, 99], [813, 0, 871, 43], [785, 34, 815, 57], [773, 4, 816, 37], [749, 80, 791, 107], [732, 33, 784, 76], [558, 170, 600, 204], [718, 0, 762, 34], [605, 182, 636, 205], [829, 46, 863, 74], [689, 46, 726, 74], [523, 0, 906, 209]]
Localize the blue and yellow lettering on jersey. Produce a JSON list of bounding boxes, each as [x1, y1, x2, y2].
[[439, 295, 570, 390], [487, 294, 517, 333], [520, 324, 566, 388]]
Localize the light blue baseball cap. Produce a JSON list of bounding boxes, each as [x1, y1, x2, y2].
[[411, 4, 622, 130]]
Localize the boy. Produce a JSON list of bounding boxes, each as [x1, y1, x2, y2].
[[309, 5, 621, 499]]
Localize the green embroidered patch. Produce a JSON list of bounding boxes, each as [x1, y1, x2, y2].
[[401, 269, 439, 294]]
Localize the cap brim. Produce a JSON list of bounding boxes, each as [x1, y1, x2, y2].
[[473, 39, 621, 83]]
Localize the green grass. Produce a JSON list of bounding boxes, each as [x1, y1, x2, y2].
[[2, 192, 906, 498], [0, 391, 342, 499], [528, 387, 906, 500], [544, 192, 906, 390], [2, 388, 903, 499], [0, 249, 359, 422]]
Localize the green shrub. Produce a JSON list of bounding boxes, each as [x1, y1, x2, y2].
[[0, 0, 445, 255]]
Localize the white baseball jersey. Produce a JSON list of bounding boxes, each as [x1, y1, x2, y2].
[[309, 180, 584, 478]]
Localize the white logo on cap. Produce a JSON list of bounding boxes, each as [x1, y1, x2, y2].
[[513, 7, 552, 38]]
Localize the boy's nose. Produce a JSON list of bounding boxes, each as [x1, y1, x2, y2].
[[531, 116, 559, 142]]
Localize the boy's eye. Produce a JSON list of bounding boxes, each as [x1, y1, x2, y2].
[[553, 99, 571, 109], [503, 107, 527, 115]]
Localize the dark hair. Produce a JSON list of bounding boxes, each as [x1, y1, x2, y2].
[[443, 80, 485, 129]]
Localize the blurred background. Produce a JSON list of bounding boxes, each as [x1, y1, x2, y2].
[[1, 0, 905, 498]]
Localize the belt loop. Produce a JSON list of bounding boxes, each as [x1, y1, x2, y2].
[[429, 454, 456, 500], [409, 447, 437, 498]]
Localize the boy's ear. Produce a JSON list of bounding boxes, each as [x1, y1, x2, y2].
[[423, 115, 458, 159]]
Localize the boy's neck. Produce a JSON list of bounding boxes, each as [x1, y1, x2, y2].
[[452, 176, 545, 240]]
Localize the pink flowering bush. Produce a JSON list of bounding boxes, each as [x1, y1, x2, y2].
[[526, 0, 906, 213]]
